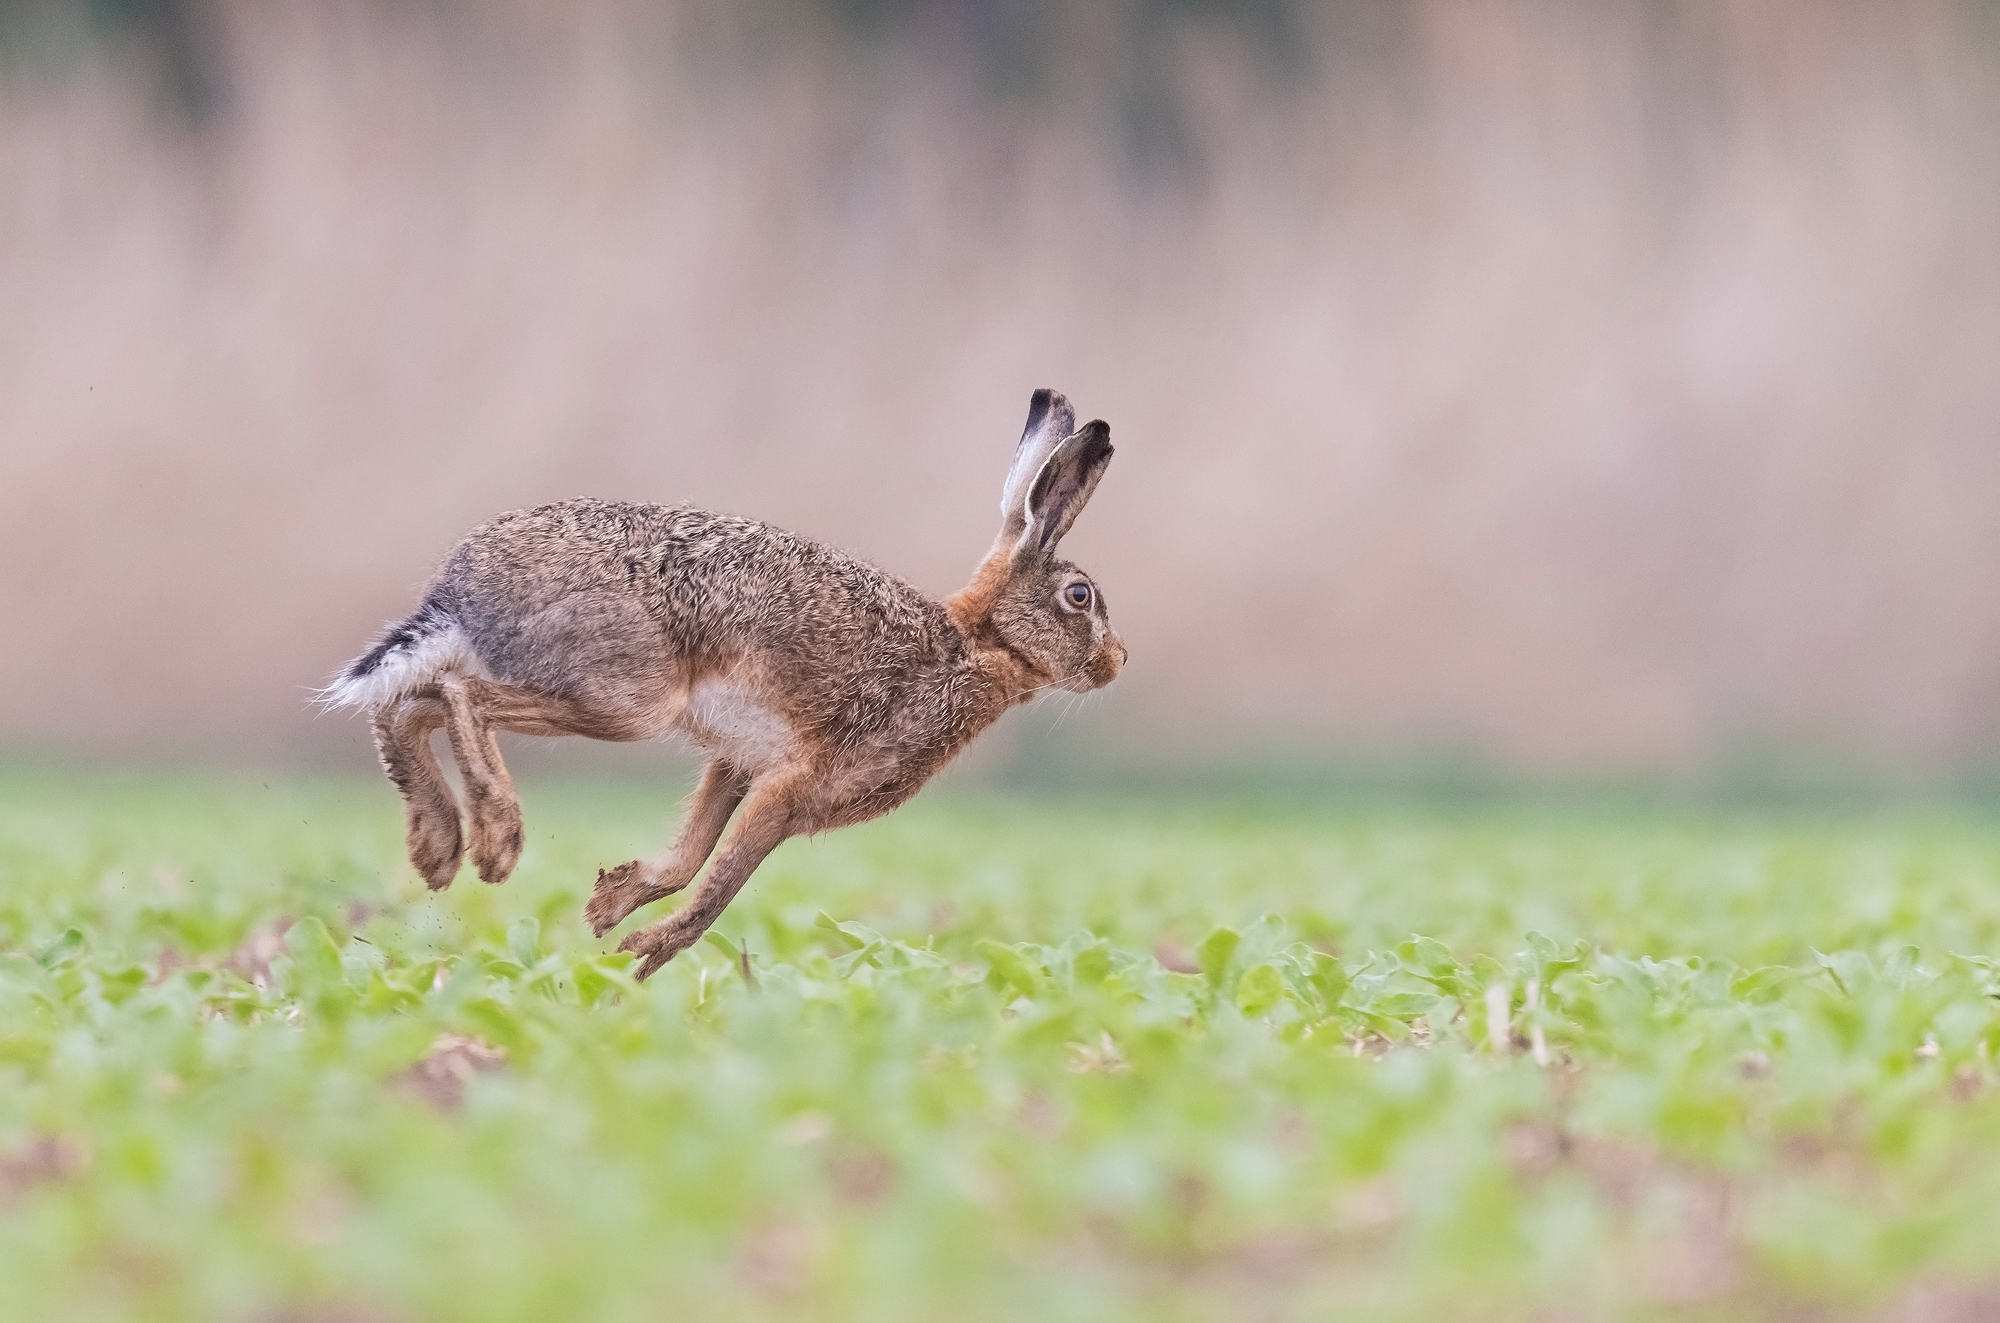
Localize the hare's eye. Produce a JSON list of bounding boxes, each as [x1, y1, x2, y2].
[[1064, 582, 1093, 609]]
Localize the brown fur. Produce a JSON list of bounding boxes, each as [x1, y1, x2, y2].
[[328, 390, 1124, 978], [370, 694, 461, 890]]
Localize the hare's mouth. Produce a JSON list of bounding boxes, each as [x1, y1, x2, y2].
[[1079, 650, 1124, 691]]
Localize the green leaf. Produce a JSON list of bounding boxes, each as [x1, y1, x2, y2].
[[507, 917, 544, 968], [1236, 963, 1287, 1017], [1731, 965, 1804, 1003], [286, 917, 343, 988], [34, 927, 84, 969], [1196, 927, 1241, 992], [815, 911, 869, 953], [1523, 931, 1588, 984], [1306, 952, 1350, 1011], [1370, 991, 1441, 1020], [285, 917, 353, 1019], [1952, 953, 2000, 997], [95, 965, 149, 1005], [570, 955, 627, 1007], [1398, 935, 1455, 974], [1398, 935, 1463, 994], [1071, 941, 1113, 989], [977, 940, 1043, 998], [1814, 949, 1874, 995]]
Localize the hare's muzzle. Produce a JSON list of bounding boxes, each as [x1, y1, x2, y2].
[[1083, 635, 1128, 690]]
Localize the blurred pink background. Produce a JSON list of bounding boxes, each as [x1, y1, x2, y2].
[[3, 1, 1998, 778]]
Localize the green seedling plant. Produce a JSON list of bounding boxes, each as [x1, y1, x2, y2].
[[5, 772, 2000, 1321]]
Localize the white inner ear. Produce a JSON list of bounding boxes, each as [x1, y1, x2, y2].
[[1000, 459, 1030, 520], [1000, 439, 1051, 522]]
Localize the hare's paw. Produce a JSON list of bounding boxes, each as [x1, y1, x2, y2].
[[587, 861, 650, 936], [407, 808, 464, 891], [617, 921, 700, 981], [470, 797, 525, 885]]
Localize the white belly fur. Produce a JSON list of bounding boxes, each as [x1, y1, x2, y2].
[[677, 679, 798, 773]]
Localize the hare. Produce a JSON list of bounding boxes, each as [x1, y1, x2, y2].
[[320, 390, 1123, 978]]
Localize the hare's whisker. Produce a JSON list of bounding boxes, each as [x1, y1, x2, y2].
[[1019, 670, 1086, 700]]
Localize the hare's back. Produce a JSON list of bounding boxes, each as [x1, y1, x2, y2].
[[436, 498, 938, 702]]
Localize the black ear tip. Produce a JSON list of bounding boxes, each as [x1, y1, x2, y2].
[[1023, 389, 1054, 436]]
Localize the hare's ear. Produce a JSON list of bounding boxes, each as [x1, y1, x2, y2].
[[1000, 389, 1077, 541], [1022, 420, 1112, 555]]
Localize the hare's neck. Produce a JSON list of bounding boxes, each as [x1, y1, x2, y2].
[[940, 561, 1058, 733], [944, 562, 1042, 691], [942, 633, 1055, 730]]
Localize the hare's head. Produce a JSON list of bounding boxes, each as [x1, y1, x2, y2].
[[950, 390, 1125, 697]]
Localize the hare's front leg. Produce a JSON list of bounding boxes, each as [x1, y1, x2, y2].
[[618, 771, 806, 980], [586, 758, 748, 936], [439, 677, 525, 885], [373, 695, 464, 890]]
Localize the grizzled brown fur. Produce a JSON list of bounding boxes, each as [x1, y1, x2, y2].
[[326, 390, 1123, 978]]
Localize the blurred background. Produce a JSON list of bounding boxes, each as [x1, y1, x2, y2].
[[2, 0, 1998, 791]]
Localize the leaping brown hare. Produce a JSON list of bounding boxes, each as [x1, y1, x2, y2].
[[321, 390, 1123, 978]]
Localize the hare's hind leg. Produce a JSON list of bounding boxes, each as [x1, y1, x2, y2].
[[619, 769, 807, 979], [439, 676, 525, 885], [586, 758, 748, 936], [373, 694, 463, 890]]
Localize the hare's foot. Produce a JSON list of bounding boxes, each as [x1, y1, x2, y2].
[[587, 862, 646, 935], [376, 695, 463, 891], [606, 762, 801, 979], [586, 757, 749, 937], [617, 919, 698, 981], [437, 677, 525, 886], [468, 792, 524, 885], [407, 804, 464, 891], [586, 861, 692, 937]]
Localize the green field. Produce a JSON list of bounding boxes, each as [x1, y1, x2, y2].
[[6, 771, 2000, 1321]]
